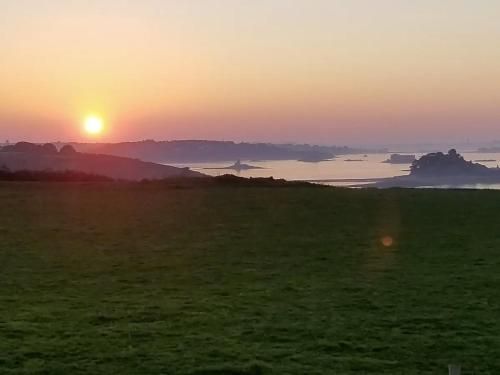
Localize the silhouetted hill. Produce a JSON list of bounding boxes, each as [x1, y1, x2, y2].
[[0, 143, 204, 180], [62, 140, 384, 163]]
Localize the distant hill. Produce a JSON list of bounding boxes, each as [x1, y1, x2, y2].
[[0, 143, 204, 180], [61, 140, 385, 163]]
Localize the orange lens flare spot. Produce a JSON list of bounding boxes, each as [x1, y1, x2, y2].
[[381, 236, 394, 247]]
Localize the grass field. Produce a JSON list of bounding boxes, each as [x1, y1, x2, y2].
[[1, 182, 500, 374]]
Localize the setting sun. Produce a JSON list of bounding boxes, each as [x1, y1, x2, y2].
[[84, 116, 104, 135]]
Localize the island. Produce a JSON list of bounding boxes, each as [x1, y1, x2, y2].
[[204, 160, 264, 172], [369, 149, 500, 188], [297, 152, 334, 163], [382, 154, 416, 164]]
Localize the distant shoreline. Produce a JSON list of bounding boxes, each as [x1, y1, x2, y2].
[[304, 177, 392, 184], [304, 174, 500, 188]]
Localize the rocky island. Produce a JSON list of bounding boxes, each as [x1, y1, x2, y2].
[[205, 160, 264, 172], [371, 149, 500, 188]]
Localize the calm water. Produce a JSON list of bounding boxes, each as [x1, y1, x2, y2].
[[171, 152, 500, 189]]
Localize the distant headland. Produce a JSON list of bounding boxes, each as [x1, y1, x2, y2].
[[0, 142, 203, 181], [50, 140, 386, 164]]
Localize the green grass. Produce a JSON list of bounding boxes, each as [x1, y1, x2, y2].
[[1, 182, 500, 374]]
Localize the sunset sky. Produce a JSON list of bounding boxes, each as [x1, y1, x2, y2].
[[1, 0, 500, 144]]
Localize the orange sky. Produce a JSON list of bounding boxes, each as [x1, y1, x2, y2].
[[1, 0, 500, 144]]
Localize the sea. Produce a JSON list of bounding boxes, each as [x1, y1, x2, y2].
[[171, 152, 500, 189]]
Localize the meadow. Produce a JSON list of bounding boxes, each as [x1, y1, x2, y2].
[[1, 182, 499, 374]]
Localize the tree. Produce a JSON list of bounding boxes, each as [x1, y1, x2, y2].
[[59, 145, 77, 155], [41, 143, 58, 154]]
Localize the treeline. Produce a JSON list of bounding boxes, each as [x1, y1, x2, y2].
[[141, 174, 319, 188], [0, 169, 112, 182], [0, 168, 320, 187], [1, 142, 77, 155]]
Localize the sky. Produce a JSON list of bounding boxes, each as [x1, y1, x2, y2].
[[1, 0, 500, 145]]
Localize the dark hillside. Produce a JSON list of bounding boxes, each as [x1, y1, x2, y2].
[[0, 143, 204, 180]]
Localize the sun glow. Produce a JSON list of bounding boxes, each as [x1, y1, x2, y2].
[[84, 116, 104, 135]]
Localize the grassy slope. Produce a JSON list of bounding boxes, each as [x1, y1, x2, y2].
[[0, 183, 499, 374]]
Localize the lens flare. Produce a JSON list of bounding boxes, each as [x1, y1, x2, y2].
[[381, 236, 394, 247]]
